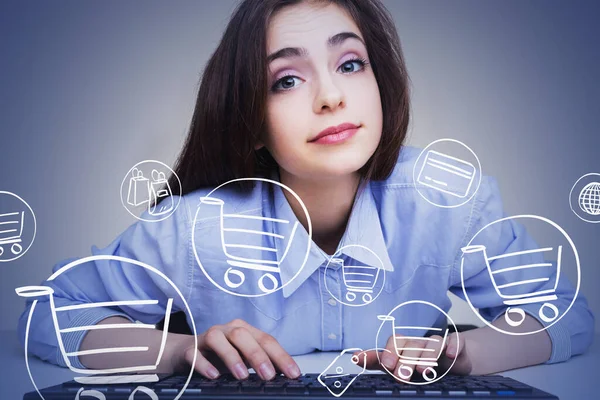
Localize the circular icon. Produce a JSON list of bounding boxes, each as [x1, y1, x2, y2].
[[192, 178, 312, 297], [323, 244, 386, 307], [412, 138, 482, 208], [570, 173, 600, 223], [375, 300, 458, 385], [120, 160, 182, 223], [460, 215, 580, 335], [16, 255, 197, 400], [0, 191, 36, 262]]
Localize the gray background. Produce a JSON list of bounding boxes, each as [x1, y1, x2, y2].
[[0, 0, 598, 338]]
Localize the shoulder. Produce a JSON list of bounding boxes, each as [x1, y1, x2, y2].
[[371, 145, 503, 231], [372, 145, 500, 204]]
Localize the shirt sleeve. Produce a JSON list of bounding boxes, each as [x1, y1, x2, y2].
[[449, 177, 595, 364], [16, 195, 193, 368]]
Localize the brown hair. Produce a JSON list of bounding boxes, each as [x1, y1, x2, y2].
[[168, 0, 410, 195]]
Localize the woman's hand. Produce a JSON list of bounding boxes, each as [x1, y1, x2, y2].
[[169, 319, 301, 381], [356, 332, 473, 381]]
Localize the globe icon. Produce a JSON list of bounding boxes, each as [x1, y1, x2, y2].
[[578, 182, 600, 216]]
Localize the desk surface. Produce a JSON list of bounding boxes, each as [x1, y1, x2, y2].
[[0, 330, 596, 400]]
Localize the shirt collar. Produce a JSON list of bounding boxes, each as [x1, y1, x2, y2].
[[271, 179, 395, 298]]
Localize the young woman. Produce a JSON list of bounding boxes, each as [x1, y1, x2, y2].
[[19, 0, 593, 383]]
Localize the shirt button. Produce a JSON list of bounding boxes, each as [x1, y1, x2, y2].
[[328, 333, 337, 340], [328, 298, 337, 306]]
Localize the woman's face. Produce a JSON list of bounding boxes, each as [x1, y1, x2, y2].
[[263, 2, 383, 182]]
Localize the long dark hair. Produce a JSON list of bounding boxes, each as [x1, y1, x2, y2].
[[167, 0, 411, 196]]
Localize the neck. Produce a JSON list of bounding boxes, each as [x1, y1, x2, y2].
[[279, 170, 361, 255]]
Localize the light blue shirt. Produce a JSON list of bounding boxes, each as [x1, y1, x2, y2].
[[18, 147, 594, 370]]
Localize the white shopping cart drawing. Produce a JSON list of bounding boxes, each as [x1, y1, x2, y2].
[[200, 196, 299, 293], [0, 210, 25, 257], [16, 286, 173, 385], [331, 257, 380, 303], [461, 244, 561, 327], [377, 315, 448, 381]]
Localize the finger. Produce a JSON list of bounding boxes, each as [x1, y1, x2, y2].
[[380, 335, 400, 372], [395, 338, 427, 381], [202, 327, 249, 380], [445, 333, 462, 359], [227, 327, 276, 380], [415, 335, 444, 379], [183, 346, 221, 379], [354, 350, 381, 370], [251, 330, 301, 379]]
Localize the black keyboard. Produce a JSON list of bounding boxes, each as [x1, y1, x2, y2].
[[24, 373, 558, 399]]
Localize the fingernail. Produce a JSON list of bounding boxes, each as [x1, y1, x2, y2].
[[207, 366, 220, 379], [233, 363, 249, 379], [259, 362, 275, 380], [287, 363, 301, 378]]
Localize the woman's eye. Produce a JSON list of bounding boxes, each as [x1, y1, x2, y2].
[[272, 75, 302, 92], [338, 58, 367, 74]]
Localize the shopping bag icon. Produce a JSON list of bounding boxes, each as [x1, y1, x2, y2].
[[127, 168, 150, 206], [148, 169, 174, 216]]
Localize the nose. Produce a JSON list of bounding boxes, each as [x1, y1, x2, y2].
[[312, 73, 345, 113]]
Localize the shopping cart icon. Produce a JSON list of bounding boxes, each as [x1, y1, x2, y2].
[[461, 244, 561, 327], [16, 286, 173, 384], [200, 196, 299, 293], [0, 211, 25, 257], [377, 315, 448, 381], [331, 257, 381, 303]]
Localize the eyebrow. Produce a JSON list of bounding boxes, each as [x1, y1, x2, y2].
[[267, 31, 365, 64]]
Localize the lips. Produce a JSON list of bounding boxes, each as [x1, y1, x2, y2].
[[310, 122, 361, 143]]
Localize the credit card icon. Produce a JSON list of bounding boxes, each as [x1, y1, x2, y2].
[[417, 150, 476, 198]]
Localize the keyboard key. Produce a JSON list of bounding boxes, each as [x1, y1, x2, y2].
[[497, 390, 517, 396]]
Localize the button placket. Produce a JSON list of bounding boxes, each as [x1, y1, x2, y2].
[[321, 266, 342, 351]]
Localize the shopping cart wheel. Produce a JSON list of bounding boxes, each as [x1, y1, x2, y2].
[[346, 292, 357, 302], [505, 307, 526, 327], [539, 302, 559, 323], [397, 364, 413, 380], [11, 242, 23, 255], [224, 268, 245, 289], [362, 293, 373, 303], [258, 273, 279, 293], [422, 366, 437, 381]]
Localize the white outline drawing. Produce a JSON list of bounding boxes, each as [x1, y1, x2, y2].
[[377, 315, 448, 382], [16, 255, 197, 400], [417, 150, 476, 198], [192, 178, 312, 298], [569, 173, 600, 223], [127, 168, 150, 207], [317, 348, 366, 397], [0, 191, 36, 262], [120, 160, 182, 223], [460, 215, 581, 335], [199, 196, 299, 294], [75, 387, 106, 400], [16, 285, 173, 384], [0, 211, 24, 256], [412, 139, 482, 209], [462, 244, 561, 327], [129, 386, 159, 399], [375, 300, 459, 385], [323, 245, 386, 307]]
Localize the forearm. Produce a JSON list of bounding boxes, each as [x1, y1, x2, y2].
[[463, 313, 552, 375], [79, 316, 192, 373]]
